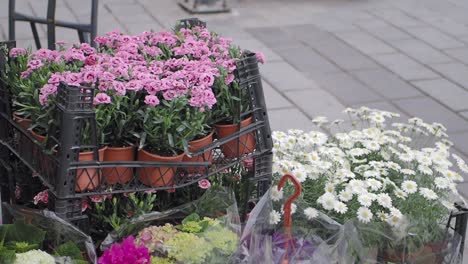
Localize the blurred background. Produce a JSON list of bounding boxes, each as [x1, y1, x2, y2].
[[2, 0, 468, 205]]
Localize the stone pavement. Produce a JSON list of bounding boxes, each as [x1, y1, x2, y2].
[[3, 0, 468, 257]]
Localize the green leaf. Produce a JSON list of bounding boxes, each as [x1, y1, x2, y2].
[[182, 213, 200, 225]]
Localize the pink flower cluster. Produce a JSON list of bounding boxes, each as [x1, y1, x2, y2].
[[98, 235, 150, 264], [27, 26, 241, 112], [33, 189, 49, 205]]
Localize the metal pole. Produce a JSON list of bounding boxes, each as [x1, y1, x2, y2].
[[47, 0, 57, 50], [8, 0, 15, 41]]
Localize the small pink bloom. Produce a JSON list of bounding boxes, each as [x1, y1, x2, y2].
[[85, 54, 98, 65], [198, 179, 211, 189], [65, 72, 81, 86], [82, 71, 98, 84], [242, 157, 254, 171], [81, 199, 91, 212], [93, 93, 111, 105], [112, 81, 126, 95], [144, 95, 160, 106], [27, 59, 43, 70], [9, 48, 27, 58], [255, 51, 266, 64], [224, 73, 235, 85], [33, 190, 49, 205], [20, 69, 32, 79], [90, 194, 112, 203], [48, 73, 63, 85]]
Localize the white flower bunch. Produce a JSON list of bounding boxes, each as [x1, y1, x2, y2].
[[272, 107, 466, 232], [14, 250, 55, 264]]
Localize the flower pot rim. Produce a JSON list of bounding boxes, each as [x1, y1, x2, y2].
[[214, 115, 253, 128], [139, 148, 186, 159], [105, 145, 135, 151], [189, 130, 214, 144], [80, 146, 108, 155]]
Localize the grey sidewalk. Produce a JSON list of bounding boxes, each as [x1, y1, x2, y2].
[[3, 0, 468, 256]]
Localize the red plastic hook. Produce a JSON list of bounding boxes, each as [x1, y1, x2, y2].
[[277, 174, 302, 264]]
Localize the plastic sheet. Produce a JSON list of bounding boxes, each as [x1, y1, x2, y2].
[[232, 188, 463, 264], [101, 186, 241, 263], [2, 203, 97, 264]]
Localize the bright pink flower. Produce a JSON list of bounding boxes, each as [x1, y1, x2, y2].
[[94, 93, 111, 105], [65, 72, 81, 86], [98, 236, 150, 264], [82, 71, 98, 84], [32, 48, 51, 60], [27, 59, 43, 70], [82, 199, 91, 212], [85, 54, 98, 65], [144, 95, 160, 107], [126, 80, 143, 91], [9, 47, 27, 58], [33, 190, 49, 205], [80, 43, 96, 55], [224, 73, 235, 85], [90, 194, 112, 203], [20, 69, 32, 79], [198, 179, 211, 189], [255, 51, 266, 64], [112, 81, 126, 95], [48, 73, 63, 85]]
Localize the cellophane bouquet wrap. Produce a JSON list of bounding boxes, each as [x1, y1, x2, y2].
[[100, 187, 241, 264], [2, 203, 97, 264], [267, 107, 466, 263]]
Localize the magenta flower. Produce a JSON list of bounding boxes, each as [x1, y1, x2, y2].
[[198, 179, 211, 189], [144, 95, 160, 107], [98, 236, 150, 264], [94, 93, 112, 105], [33, 190, 49, 205], [9, 47, 27, 58], [255, 51, 266, 64], [81, 199, 91, 212]]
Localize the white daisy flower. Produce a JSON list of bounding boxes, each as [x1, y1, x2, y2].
[[367, 179, 382, 191], [434, 177, 450, 189], [358, 193, 374, 207], [370, 113, 385, 124], [418, 165, 432, 175], [364, 170, 380, 178], [394, 189, 408, 199], [304, 207, 319, 220], [416, 153, 432, 166], [269, 210, 281, 225], [325, 182, 335, 193], [357, 207, 373, 223], [401, 180, 418, 194], [419, 187, 438, 200], [400, 169, 416, 175], [312, 116, 328, 126], [377, 211, 389, 221], [270, 187, 284, 202], [318, 192, 337, 210], [386, 162, 401, 171], [349, 130, 363, 139], [334, 202, 348, 214], [292, 168, 307, 182], [441, 200, 455, 210], [399, 152, 414, 162], [363, 140, 381, 151], [339, 190, 353, 202], [376, 193, 392, 208]]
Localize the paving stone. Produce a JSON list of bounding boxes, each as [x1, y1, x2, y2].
[[268, 108, 316, 132], [393, 96, 468, 133], [335, 31, 396, 55], [430, 63, 468, 90], [444, 48, 468, 66], [262, 80, 292, 110], [352, 69, 422, 99], [276, 44, 341, 74], [233, 38, 282, 62], [246, 27, 303, 50], [260, 61, 320, 92], [105, 3, 154, 24], [421, 16, 468, 37], [307, 15, 359, 33], [284, 25, 379, 71], [124, 22, 163, 35], [284, 89, 347, 120], [448, 132, 468, 157], [313, 72, 382, 105], [389, 38, 453, 64], [403, 26, 466, 50], [369, 8, 425, 27], [411, 79, 468, 111], [355, 20, 413, 41], [372, 53, 439, 81]]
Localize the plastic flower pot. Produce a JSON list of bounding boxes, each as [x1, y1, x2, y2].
[[13, 112, 32, 130], [103, 146, 135, 185], [214, 116, 256, 158], [137, 149, 185, 187], [183, 130, 214, 173], [76, 147, 106, 192], [29, 129, 46, 143]]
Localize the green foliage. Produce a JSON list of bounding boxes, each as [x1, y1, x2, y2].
[[54, 241, 84, 262], [202, 227, 238, 256], [137, 96, 210, 155], [165, 232, 213, 264], [0, 247, 16, 264], [151, 257, 175, 264]]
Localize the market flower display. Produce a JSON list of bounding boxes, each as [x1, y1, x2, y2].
[[14, 249, 55, 264], [271, 107, 466, 251], [99, 235, 150, 264]]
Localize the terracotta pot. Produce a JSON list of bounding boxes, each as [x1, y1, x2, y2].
[[76, 147, 106, 192], [103, 146, 135, 184], [29, 130, 46, 143], [137, 149, 185, 187], [183, 130, 214, 173], [13, 113, 32, 130], [214, 116, 256, 158]]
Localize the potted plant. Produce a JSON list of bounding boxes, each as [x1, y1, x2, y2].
[[270, 107, 466, 262], [137, 95, 208, 187]]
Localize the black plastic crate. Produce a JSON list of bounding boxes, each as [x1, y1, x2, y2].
[[0, 20, 273, 228]]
